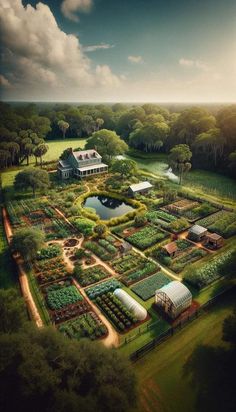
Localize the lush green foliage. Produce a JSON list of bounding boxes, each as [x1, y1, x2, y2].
[[86, 279, 121, 300], [74, 217, 96, 236], [74, 265, 110, 287], [127, 225, 168, 249], [46, 285, 83, 310], [37, 244, 62, 260], [58, 312, 107, 340], [11, 227, 45, 262]]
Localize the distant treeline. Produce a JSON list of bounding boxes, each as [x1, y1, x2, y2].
[[0, 102, 236, 177]]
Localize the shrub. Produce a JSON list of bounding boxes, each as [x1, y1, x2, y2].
[[74, 217, 95, 236]]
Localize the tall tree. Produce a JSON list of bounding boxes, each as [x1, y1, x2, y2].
[[0, 289, 26, 333], [169, 144, 192, 184], [34, 144, 49, 167], [111, 159, 137, 178], [194, 128, 225, 166], [85, 129, 128, 162], [14, 168, 50, 196], [58, 120, 69, 139], [11, 227, 45, 263]]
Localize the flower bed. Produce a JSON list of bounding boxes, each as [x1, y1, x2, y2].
[[86, 279, 121, 300], [74, 265, 110, 287], [126, 224, 168, 250], [95, 292, 138, 332], [58, 311, 107, 340], [131, 272, 171, 301], [46, 285, 83, 310]]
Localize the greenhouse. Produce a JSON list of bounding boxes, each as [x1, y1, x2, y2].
[[114, 289, 147, 321], [155, 281, 192, 319]]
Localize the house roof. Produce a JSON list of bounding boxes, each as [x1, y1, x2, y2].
[[58, 159, 73, 170], [207, 232, 222, 241], [156, 281, 192, 308], [73, 149, 101, 160], [77, 163, 108, 172], [129, 181, 153, 192], [163, 242, 178, 254], [189, 224, 207, 235]]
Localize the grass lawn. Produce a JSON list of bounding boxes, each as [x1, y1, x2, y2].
[[132, 288, 236, 412], [44, 138, 87, 162]]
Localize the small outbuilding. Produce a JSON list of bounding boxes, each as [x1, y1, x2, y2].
[[162, 241, 178, 258], [187, 224, 207, 242], [119, 241, 132, 254], [128, 181, 153, 197], [155, 281, 192, 319], [114, 289, 147, 321], [205, 232, 224, 249]]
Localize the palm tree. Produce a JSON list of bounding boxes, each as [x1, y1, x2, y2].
[[34, 144, 49, 167], [58, 120, 69, 139]]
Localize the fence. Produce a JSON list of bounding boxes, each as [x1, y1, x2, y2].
[[129, 286, 235, 362]]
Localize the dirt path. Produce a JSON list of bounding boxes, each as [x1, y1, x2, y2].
[[74, 279, 120, 348], [2, 208, 43, 328]]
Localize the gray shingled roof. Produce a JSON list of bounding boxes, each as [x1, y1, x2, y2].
[[189, 225, 207, 235], [129, 181, 153, 192]]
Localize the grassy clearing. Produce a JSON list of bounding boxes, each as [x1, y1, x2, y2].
[[132, 289, 236, 412], [44, 138, 87, 162]]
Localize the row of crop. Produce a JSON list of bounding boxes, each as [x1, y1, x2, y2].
[[184, 248, 236, 289], [52, 300, 90, 324], [95, 292, 137, 332], [74, 265, 110, 287], [37, 244, 62, 260], [146, 210, 177, 224], [121, 261, 159, 286], [84, 240, 112, 261], [46, 285, 83, 310], [85, 279, 121, 300], [98, 238, 117, 254], [126, 224, 168, 250], [111, 252, 146, 274], [171, 248, 208, 273], [131, 272, 171, 301], [207, 212, 236, 238], [58, 312, 107, 340]]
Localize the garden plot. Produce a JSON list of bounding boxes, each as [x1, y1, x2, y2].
[[42, 280, 89, 323], [145, 209, 190, 232], [111, 251, 147, 275], [151, 239, 208, 274], [131, 272, 171, 301], [58, 312, 107, 341], [126, 224, 168, 250], [163, 199, 218, 222], [74, 265, 111, 287], [34, 257, 70, 284], [197, 210, 236, 238], [85, 278, 122, 300], [84, 236, 119, 261], [95, 292, 139, 332]]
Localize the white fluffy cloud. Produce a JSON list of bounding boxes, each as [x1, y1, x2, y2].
[[83, 43, 114, 52], [0, 0, 121, 100], [61, 0, 93, 22], [128, 55, 144, 64], [179, 58, 209, 71]]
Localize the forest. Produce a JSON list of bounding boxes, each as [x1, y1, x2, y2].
[[0, 102, 236, 177]]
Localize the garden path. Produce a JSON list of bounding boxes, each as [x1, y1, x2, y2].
[[2, 208, 43, 328]]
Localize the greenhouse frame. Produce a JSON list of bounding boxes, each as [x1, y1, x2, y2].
[[114, 289, 147, 321], [155, 281, 192, 319]]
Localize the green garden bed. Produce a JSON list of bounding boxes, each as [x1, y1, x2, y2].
[[131, 272, 171, 301]]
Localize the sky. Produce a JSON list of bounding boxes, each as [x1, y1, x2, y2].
[[0, 0, 236, 102]]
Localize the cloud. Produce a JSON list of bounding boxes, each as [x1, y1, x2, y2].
[[61, 0, 93, 22], [0, 74, 12, 88], [0, 0, 122, 100], [128, 55, 144, 64], [83, 43, 114, 52], [179, 58, 209, 71]]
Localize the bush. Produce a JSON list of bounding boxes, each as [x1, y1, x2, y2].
[[74, 217, 95, 236]]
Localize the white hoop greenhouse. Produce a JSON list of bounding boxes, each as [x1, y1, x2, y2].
[[114, 289, 147, 321], [155, 281, 192, 319]]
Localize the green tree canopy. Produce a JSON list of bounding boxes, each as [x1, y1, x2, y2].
[[111, 159, 137, 178], [85, 129, 128, 162], [0, 326, 137, 412], [11, 227, 45, 263], [0, 289, 26, 333], [14, 168, 50, 196], [169, 144, 192, 184]]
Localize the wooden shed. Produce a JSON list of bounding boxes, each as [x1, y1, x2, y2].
[[128, 181, 153, 197], [187, 225, 208, 242], [162, 242, 178, 257], [205, 232, 224, 249]]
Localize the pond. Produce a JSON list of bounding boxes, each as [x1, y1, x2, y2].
[[84, 195, 135, 220]]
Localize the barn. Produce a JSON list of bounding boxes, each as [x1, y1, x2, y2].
[[128, 181, 153, 197], [155, 281, 192, 319]]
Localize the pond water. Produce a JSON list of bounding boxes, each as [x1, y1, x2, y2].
[[84, 195, 135, 220]]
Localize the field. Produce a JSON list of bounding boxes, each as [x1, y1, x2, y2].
[[131, 272, 170, 301], [44, 139, 87, 162], [133, 289, 236, 412]]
